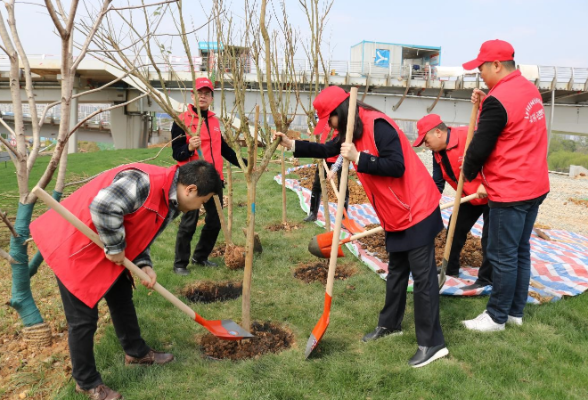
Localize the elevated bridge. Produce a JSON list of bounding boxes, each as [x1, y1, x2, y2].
[[1, 55, 587, 151]]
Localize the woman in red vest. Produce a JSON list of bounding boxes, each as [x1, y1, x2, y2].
[[30, 161, 222, 399], [275, 86, 448, 368]]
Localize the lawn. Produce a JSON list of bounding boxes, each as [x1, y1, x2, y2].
[[2, 148, 588, 400]]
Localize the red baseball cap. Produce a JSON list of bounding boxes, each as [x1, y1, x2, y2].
[[191, 77, 214, 92], [413, 114, 443, 147], [462, 39, 515, 71], [312, 86, 350, 135]]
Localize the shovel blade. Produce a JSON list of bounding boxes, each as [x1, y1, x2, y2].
[[195, 315, 255, 340], [342, 209, 365, 234], [308, 232, 344, 258], [304, 293, 332, 358], [438, 258, 448, 289]]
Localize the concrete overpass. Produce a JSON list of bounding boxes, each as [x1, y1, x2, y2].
[[1, 56, 587, 151]]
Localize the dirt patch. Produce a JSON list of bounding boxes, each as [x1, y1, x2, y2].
[[568, 197, 588, 208], [357, 224, 484, 268], [293, 261, 357, 284], [224, 244, 246, 270], [199, 321, 293, 360], [267, 222, 302, 232], [294, 165, 369, 205], [0, 250, 110, 400], [182, 281, 242, 303], [206, 243, 245, 269]]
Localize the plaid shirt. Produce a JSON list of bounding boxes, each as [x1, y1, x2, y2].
[[89, 169, 180, 267]]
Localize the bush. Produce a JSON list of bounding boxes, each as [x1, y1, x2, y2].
[[548, 150, 588, 172]]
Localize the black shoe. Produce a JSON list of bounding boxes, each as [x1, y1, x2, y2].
[[192, 258, 218, 267], [437, 266, 458, 278], [461, 281, 487, 291], [361, 326, 402, 343], [408, 344, 449, 368], [303, 212, 318, 222], [173, 267, 190, 276]]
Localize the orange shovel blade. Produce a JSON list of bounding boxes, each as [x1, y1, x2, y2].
[[195, 314, 254, 340], [308, 231, 345, 258], [305, 293, 332, 358], [342, 208, 365, 234]]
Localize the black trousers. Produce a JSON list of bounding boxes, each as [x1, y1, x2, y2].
[[310, 161, 349, 208], [174, 187, 223, 268], [446, 202, 492, 285], [56, 273, 150, 390], [378, 241, 445, 347]]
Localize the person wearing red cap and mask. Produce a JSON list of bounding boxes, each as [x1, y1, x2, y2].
[[413, 114, 492, 290], [275, 86, 448, 368], [460, 40, 549, 332], [303, 124, 349, 222], [171, 77, 246, 275]]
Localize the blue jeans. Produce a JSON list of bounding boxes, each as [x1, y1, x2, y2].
[[485, 196, 545, 324]]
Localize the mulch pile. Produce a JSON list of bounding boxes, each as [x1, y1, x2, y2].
[[183, 281, 242, 303], [199, 321, 294, 360], [293, 261, 356, 284], [358, 224, 484, 268], [294, 165, 369, 205]]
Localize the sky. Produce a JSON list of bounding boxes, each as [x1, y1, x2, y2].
[[4, 0, 588, 68]]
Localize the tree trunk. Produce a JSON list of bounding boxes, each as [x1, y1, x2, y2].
[[226, 160, 233, 235], [242, 174, 257, 331], [9, 203, 43, 327], [281, 147, 287, 224]]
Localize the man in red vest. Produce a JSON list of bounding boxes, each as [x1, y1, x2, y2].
[[413, 114, 492, 290], [30, 161, 222, 400], [171, 77, 245, 274], [460, 40, 549, 332]]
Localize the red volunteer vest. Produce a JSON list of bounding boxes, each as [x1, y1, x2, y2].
[[177, 106, 224, 180], [434, 127, 488, 206], [30, 163, 177, 308], [480, 70, 550, 202], [319, 128, 340, 163], [353, 109, 441, 231]]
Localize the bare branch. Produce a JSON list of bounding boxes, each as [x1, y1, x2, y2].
[[71, 0, 111, 72], [0, 208, 18, 238], [109, 0, 178, 12], [44, 0, 67, 37], [0, 248, 16, 264]]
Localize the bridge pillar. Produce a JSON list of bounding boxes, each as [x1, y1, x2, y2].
[[67, 88, 79, 154], [109, 106, 149, 149]]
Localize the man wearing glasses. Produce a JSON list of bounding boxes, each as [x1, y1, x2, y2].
[[171, 77, 245, 275]]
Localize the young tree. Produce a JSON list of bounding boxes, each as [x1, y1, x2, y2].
[[0, 0, 151, 344]]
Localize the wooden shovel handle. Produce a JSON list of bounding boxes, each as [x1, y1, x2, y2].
[[32, 186, 197, 321], [440, 101, 480, 284], [325, 88, 358, 297], [213, 194, 232, 246]]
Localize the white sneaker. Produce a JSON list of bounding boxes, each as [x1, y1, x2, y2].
[[462, 310, 505, 332], [507, 315, 523, 326]]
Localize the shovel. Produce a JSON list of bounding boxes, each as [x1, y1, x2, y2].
[[305, 87, 359, 358], [322, 160, 365, 234], [438, 100, 480, 288], [32, 186, 254, 341], [308, 193, 479, 258]]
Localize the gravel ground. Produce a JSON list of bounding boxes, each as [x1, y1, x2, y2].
[[416, 149, 588, 237]]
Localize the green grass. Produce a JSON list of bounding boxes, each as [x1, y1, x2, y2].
[[3, 149, 588, 399]]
